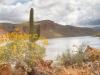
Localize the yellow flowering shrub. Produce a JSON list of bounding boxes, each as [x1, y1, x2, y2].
[[0, 28, 48, 72]]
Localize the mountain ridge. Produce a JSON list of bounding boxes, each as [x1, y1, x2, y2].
[[0, 20, 99, 38]]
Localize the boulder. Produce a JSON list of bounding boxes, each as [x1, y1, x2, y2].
[[83, 45, 100, 63], [0, 64, 13, 75]]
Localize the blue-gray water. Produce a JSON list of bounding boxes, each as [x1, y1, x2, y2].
[[45, 36, 100, 60]]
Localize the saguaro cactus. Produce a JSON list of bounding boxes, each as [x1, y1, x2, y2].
[[29, 8, 34, 41], [37, 24, 40, 38], [29, 8, 41, 41]]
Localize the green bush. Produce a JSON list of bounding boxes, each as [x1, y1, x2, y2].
[[56, 42, 88, 67], [0, 29, 48, 72]]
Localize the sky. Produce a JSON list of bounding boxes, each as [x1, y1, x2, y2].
[[0, 0, 100, 27]]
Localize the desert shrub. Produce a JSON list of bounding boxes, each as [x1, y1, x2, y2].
[[56, 42, 88, 67], [0, 28, 48, 72], [56, 48, 73, 66]]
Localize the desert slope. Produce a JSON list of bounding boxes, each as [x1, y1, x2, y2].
[[0, 20, 99, 38]]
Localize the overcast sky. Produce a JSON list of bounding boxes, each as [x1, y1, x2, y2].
[[0, 0, 100, 26]]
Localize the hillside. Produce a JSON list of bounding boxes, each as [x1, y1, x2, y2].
[[0, 20, 99, 38]]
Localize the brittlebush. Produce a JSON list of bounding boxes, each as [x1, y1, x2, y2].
[[0, 28, 48, 72]]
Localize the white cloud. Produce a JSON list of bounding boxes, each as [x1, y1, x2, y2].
[[0, 0, 16, 5], [32, 0, 59, 9], [0, 0, 100, 26]]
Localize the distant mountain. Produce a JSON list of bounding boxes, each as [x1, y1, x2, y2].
[[0, 23, 17, 32], [0, 20, 99, 38], [93, 26, 100, 31]]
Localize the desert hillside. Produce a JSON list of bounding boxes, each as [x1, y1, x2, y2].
[[0, 20, 99, 38]]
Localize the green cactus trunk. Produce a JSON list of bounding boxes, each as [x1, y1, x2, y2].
[[37, 24, 40, 38], [29, 8, 34, 42]]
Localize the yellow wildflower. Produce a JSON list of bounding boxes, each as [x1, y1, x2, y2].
[[0, 39, 4, 43], [31, 44, 35, 47], [35, 34, 38, 37], [13, 49, 16, 52], [15, 28, 19, 31], [13, 45, 16, 49], [6, 38, 10, 42], [33, 59, 37, 63], [1, 50, 4, 54], [14, 35, 18, 39], [17, 42, 20, 45], [0, 46, 4, 49], [42, 40, 48, 45], [5, 34, 9, 38], [34, 45, 38, 49]]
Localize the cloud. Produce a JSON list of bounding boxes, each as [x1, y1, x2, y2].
[[76, 0, 100, 25], [0, 1, 32, 23], [32, 0, 59, 9], [0, 0, 16, 5], [0, 0, 100, 26]]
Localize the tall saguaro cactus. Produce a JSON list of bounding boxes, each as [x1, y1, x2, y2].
[[29, 8, 41, 41], [29, 8, 34, 41]]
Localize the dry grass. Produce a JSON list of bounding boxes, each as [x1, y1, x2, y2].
[[52, 60, 100, 75], [0, 60, 100, 75]]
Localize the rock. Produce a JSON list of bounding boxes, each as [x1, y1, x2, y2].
[[27, 68, 38, 75], [0, 64, 13, 75], [14, 67, 27, 75], [35, 59, 54, 75], [39, 59, 53, 69], [83, 45, 100, 63]]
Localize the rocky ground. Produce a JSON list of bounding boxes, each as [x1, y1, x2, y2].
[[0, 45, 100, 75]]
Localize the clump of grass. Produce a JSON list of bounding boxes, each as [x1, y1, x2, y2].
[[56, 42, 88, 67]]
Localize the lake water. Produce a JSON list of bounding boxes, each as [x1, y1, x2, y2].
[[45, 36, 100, 60]]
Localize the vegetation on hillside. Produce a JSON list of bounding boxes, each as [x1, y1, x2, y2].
[[93, 32, 100, 37]]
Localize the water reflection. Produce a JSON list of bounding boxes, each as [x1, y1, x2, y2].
[[45, 36, 100, 60]]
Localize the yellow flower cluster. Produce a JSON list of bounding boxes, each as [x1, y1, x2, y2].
[[35, 34, 38, 39], [0, 27, 48, 68], [0, 38, 4, 43], [31, 43, 38, 49], [13, 45, 16, 49], [13, 45, 16, 52], [3, 28, 30, 42], [1, 50, 4, 55], [40, 37, 48, 46]]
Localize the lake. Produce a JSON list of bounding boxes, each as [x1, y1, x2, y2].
[[45, 36, 100, 60]]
